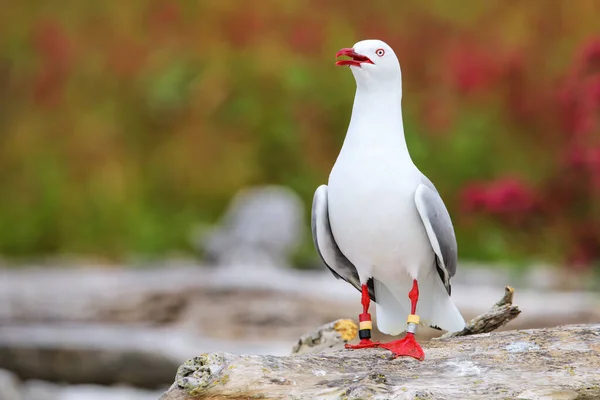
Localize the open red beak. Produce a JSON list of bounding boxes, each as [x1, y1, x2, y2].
[[336, 48, 374, 67]]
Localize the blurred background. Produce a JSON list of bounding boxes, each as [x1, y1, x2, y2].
[[1, 1, 600, 399]]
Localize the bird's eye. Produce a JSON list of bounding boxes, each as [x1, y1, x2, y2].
[[376, 48, 385, 57]]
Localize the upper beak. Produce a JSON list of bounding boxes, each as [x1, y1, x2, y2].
[[335, 48, 374, 67]]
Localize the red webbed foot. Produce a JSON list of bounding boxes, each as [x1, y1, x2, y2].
[[379, 332, 425, 361]]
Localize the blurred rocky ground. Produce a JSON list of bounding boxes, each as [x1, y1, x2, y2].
[[0, 369, 162, 400], [0, 260, 599, 399]]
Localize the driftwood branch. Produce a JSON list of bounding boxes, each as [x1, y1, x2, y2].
[[438, 285, 521, 340], [160, 324, 600, 399]]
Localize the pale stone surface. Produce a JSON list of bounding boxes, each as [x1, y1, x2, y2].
[[0, 371, 165, 400], [21, 380, 163, 400], [194, 185, 305, 267], [0, 324, 294, 388], [0, 369, 21, 400], [1, 265, 597, 331]]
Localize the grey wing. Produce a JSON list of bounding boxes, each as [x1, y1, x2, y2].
[[311, 185, 375, 301], [414, 177, 458, 295]]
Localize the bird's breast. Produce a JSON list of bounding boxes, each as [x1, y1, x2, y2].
[[327, 150, 432, 279]]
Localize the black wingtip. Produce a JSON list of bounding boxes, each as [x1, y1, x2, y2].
[[435, 256, 452, 296], [367, 277, 376, 302]]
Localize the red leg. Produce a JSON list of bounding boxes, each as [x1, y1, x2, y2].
[[345, 284, 380, 349], [379, 279, 425, 361], [408, 279, 419, 314]]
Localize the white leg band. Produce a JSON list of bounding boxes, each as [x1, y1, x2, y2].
[[407, 322, 418, 334]]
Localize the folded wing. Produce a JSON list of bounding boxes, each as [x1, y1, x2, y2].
[[311, 184, 375, 300], [414, 178, 458, 295]]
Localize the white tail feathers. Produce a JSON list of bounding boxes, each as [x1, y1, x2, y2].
[[374, 278, 410, 335], [373, 271, 465, 335]]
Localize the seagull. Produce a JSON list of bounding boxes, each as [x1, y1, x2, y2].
[[311, 39, 465, 360]]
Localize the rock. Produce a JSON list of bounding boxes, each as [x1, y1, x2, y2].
[[0, 323, 300, 388], [194, 185, 305, 268], [0, 325, 183, 389], [0, 371, 162, 400], [22, 381, 163, 400], [0, 265, 598, 344], [0, 369, 21, 400]]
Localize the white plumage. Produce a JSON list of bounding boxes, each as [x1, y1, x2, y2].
[[312, 39, 465, 335]]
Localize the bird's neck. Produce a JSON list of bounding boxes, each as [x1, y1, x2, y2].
[[343, 87, 410, 160]]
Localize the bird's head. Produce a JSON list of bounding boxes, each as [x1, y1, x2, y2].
[[336, 39, 401, 91]]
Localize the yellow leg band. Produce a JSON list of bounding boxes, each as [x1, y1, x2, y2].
[[359, 321, 372, 330], [407, 314, 420, 324]]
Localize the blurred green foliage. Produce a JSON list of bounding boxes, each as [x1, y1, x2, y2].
[[1, 1, 599, 265]]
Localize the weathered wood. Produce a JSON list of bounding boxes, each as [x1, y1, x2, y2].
[[291, 319, 358, 355], [438, 285, 521, 340], [160, 324, 600, 400]]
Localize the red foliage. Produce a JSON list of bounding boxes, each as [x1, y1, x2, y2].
[[584, 74, 600, 104], [421, 97, 455, 134], [107, 40, 148, 79], [31, 19, 73, 71], [568, 223, 600, 269], [464, 35, 600, 268], [556, 37, 600, 137], [460, 182, 489, 213], [578, 37, 600, 74], [577, 147, 600, 189], [564, 146, 588, 169], [461, 178, 537, 219], [33, 70, 63, 107], [557, 85, 595, 137], [557, 83, 593, 136], [146, 1, 182, 38], [503, 52, 533, 120], [30, 18, 73, 107], [447, 43, 498, 95], [286, 17, 325, 57], [221, 9, 265, 48]]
